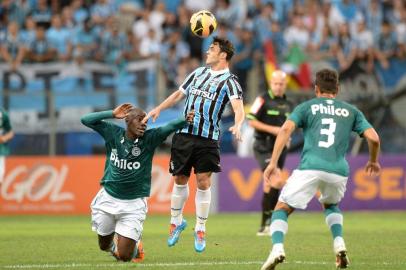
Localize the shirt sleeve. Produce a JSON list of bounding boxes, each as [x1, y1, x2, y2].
[[247, 96, 265, 121], [352, 108, 373, 136], [225, 76, 243, 100], [288, 103, 306, 128], [80, 110, 116, 141], [147, 118, 188, 149], [2, 110, 12, 132], [179, 68, 201, 94]]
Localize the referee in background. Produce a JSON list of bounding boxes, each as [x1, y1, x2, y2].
[[247, 70, 292, 236]]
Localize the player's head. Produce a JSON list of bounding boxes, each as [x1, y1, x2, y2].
[[315, 69, 339, 96], [125, 107, 147, 137], [206, 36, 234, 66], [269, 70, 287, 97]]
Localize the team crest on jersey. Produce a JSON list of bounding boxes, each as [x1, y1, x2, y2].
[[132, 146, 141, 157]]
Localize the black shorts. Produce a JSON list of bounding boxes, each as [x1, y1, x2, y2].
[[253, 139, 287, 171], [169, 133, 221, 176]]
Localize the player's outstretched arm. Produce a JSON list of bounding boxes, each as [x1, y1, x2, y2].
[[264, 120, 296, 182], [363, 128, 381, 176], [143, 90, 186, 123], [229, 99, 245, 141], [158, 111, 195, 138]]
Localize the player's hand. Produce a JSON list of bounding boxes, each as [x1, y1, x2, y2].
[[143, 107, 161, 123], [113, 103, 133, 119], [365, 161, 381, 176], [229, 124, 242, 141], [263, 163, 279, 184], [186, 110, 195, 123]]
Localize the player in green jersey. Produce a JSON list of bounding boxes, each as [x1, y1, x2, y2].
[[0, 109, 14, 188], [81, 103, 194, 263], [260, 69, 381, 270]]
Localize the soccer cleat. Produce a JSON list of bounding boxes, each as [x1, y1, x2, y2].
[[167, 219, 187, 247], [257, 225, 270, 236], [132, 240, 145, 263], [261, 247, 286, 270], [335, 250, 350, 269], [194, 230, 206, 252]]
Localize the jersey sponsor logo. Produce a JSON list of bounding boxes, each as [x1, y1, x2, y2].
[[190, 87, 217, 100], [132, 146, 141, 157], [311, 104, 349, 117], [110, 152, 141, 170], [250, 97, 264, 114]]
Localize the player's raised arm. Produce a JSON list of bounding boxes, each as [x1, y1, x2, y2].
[[143, 90, 186, 123], [81, 103, 133, 132]]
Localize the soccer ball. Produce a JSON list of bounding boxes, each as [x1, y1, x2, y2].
[[190, 10, 217, 38]]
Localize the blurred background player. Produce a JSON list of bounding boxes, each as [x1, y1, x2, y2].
[[261, 69, 381, 270], [81, 103, 194, 262], [0, 108, 14, 188], [247, 70, 292, 236], [144, 36, 245, 252]]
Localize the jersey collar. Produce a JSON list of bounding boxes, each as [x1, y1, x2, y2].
[[209, 68, 229, 75]]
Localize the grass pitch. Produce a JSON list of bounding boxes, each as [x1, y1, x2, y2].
[[0, 212, 405, 270]]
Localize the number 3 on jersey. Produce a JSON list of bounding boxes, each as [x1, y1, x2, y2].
[[318, 118, 336, 148]]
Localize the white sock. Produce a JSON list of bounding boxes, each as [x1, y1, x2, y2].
[[170, 183, 189, 226], [195, 187, 211, 232]]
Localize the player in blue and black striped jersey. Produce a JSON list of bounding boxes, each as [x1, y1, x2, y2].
[[144, 36, 245, 253]]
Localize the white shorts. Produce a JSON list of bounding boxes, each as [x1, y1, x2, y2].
[[280, 170, 348, 210], [90, 188, 148, 241]]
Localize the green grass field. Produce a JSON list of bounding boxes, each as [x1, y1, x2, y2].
[[1, 212, 405, 270]]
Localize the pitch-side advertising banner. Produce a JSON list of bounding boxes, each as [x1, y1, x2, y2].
[[0, 156, 196, 215], [219, 154, 406, 211]]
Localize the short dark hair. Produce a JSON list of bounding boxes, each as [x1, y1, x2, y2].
[[315, 69, 339, 94], [125, 107, 145, 124], [212, 36, 234, 61]]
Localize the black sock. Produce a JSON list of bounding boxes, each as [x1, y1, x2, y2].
[[261, 192, 272, 227], [267, 188, 281, 223]]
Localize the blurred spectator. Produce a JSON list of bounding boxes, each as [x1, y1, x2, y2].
[[91, 0, 114, 25], [0, 21, 26, 70], [328, 0, 363, 36], [149, 2, 166, 40], [20, 15, 36, 46], [353, 20, 374, 72], [253, 3, 277, 44], [160, 29, 190, 88], [72, 19, 98, 64], [46, 14, 72, 61], [98, 17, 128, 66], [396, 8, 406, 59], [132, 10, 150, 40], [374, 21, 397, 69], [26, 25, 56, 62], [1, 0, 31, 28], [184, 0, 215, 12], [232, 24, 261, 96], [214, 0, 240, 28], [31, 0, 52, 28], [284, 13, 309, 50], [139, 28, 161, 58], [70, 0, 89, 25], [365, 0, 383, 43], [336, 23, 357, 72], [308, 24, 336, 61]]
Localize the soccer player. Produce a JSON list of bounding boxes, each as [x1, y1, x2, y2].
[[81, 103, 194, 262], [0, 108, 14, 188], [260, 69, 381, 270], [247, 70, 292, 236], [144, 36, 245, 252]]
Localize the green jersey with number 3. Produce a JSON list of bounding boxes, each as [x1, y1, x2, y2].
[[289, 97, 372, 176]]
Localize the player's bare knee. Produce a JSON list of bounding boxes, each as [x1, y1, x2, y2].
[[174, 175, 189, 185]]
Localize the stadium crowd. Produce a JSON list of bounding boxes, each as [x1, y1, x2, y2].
[[1, 0, 406, 91]]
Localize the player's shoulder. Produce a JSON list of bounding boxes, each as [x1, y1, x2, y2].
[[193, 66, 209, 75]]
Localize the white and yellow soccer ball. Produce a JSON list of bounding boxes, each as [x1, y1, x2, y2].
[[190, 10, 217, 38]]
